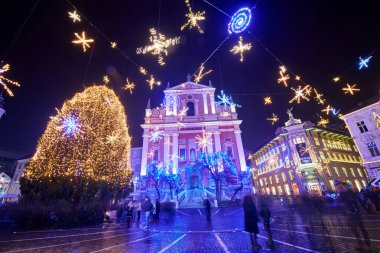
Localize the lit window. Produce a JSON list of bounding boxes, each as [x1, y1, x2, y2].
[[259, 179, 263, 187], [153, 150, 159, 161], [334, 167, 339, 177], [350, 168, 355, 177], [367, 142, 380, 157], [271, 186, 276, 195], [362, 180, 367, 187], [288, 170, 294, 180], [179, 148, 186, 161], [326, 167, 331, 177], [329, 180, 335, 191], [277, 186, 283, 195], [342, 168, 348, 177], [275, 175, 279, 184], [357, 169, 363, 177], [357, 121, 368, 133], [313, 137, 320, 146], [282, 172, 287, 182], [319, 151, 326, 161], [269, 176, 273, 184], [226, 146, 234, 158], [284, 184, 291, 195]]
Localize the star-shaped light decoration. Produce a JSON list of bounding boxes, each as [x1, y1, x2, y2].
[[194, 63, 212, 83], [230, 36, 252, 62], [317, 116, 329, 127], [103, 75, 110, 84], [146, 74, 161, 90], [149, 128, 164, 142], [0, 64, 20, 97], [181, 0, 206, 33], [342, 84, 360, 95], [72, 31, 94, 52], [313, 88, 326, 105], [195, 129, 213, 152], [177, 106, 189, 120], [110, 42, 117, 48], [289, 85, 311, 104], [322, 105, 333, 115], [57, 115, 83, 137], [136, 28, 180, 66], [122, 78, 135, 94], [106, 134, 119, 144], [147, 149, 155, 159], [266, 113, 279, 125], [358, 56, 372, 70], [216, 90, 240, 108], [295, 75, 301, 81], [139, 67, 148, 75], [68, 10, 81, 23], [299, 145, 313, 157], [277, 66, 290, 87], [333, 77, 340, 83], [264, 96, 272, 105]]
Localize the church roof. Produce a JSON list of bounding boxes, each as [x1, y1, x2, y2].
[[165, 81, 214, 92]]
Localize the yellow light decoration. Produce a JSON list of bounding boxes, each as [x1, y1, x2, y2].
[[304, 85, 313, 96], [122, 78, 135, 94], [264, 96, 272, 105], [299, 145, 313, 157], [0, 64, 20, 97], [139, 67, 148, 76], [110, 42, 117, 48], [295, 75, 301, 81], [321, 105, 333, 115], [103, 75, 110, 84], [230, 36, 252, 62], [317, 116, 329, 127], [372, 112, 380, 129], [195, 129, 213, 151], [177, 106, 189, 120], [333, 77, 340, 83], [68, 10, 81, 23], [24, 85, 132, 188], [277, 66, 290, 87], [146, 74, 161, 90], [194, 63, 213, 83], [342, 83, 360, 95], [181, 0, 206, 33], [136, 28, 180, 66], [266, 113, 279, 125], [313, 88, 326, 105], [72, 31, 94, 52], [289, 85, 311, 104]]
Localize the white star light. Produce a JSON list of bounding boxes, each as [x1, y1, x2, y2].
[[358, 56, 372, 70], [195, 129, 213, 151], [149, 128, 164, 142], [289, 85, 311, 104], [72, 31, 94, 52], [68, 10, 81, 23], [216, 90, 240, 108]]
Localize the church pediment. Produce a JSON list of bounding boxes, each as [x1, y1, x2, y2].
[[166, 82, 213, 91]]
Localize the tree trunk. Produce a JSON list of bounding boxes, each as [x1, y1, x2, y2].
[[230, 183, 243, 203]]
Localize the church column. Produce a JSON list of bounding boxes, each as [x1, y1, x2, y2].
[[202, 92, 209, 115], [172, 133, 179, 174], [164, 133, 170, 164], [140, 130, 150, 176], [214, 130, 221, 152], [210, 93, 216, 114], [173, 94, 178, 116], [234, 128, 247, 172]]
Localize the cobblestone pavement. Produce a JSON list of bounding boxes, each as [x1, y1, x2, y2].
[[1, 202, 380, 253]]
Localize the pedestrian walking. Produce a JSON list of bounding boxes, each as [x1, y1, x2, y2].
[[135, 200, 141, 222], [243, 195, 260, 250], [155, 199, 161, 220], [115, 205, 123, 228], [142, 197, 153, 228], [259, 198, 274, 249], [126, 201, 134, 228], [203, 196, 211, 221]]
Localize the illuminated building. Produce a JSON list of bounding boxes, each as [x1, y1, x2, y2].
[[0, 93, 5, 119], [340, 96, 380, 178], [250, 109, 368, 197], [139, 76, 248, 207]]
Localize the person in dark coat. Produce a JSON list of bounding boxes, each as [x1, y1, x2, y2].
[[155, 199, 161, 220], [259, 198, 274, 249], [243, 195, 260, 249], [125, 202, 134, 228], [203, 196, 211, 221]]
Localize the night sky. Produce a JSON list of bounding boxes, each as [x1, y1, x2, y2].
[[1, 0, 379, 155]]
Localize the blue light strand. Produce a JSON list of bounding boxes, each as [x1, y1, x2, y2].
[[228, 7, 252, 34]]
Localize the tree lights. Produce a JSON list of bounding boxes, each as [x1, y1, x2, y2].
[[181, 0, 206, 34], [230, 36, 252, 62], [0, 64, 20, 97], [228, 7, 252, 34], [24, 85, 132, 188], [72, 31, 94, 52]]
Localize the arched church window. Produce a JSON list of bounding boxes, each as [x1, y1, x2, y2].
[[190, 148, 196, 161], [187, 102, 195, 116]]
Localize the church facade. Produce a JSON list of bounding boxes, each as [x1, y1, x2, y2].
[[138, 78, 250, 207]]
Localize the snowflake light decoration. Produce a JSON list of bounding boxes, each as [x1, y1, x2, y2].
[[106, 134, 119, 144], [266, 113, 279, 125], [177, 106, 189, 120], [313, 88, 326, 105], [216, 90, 240, 108], [103, 75, 110, 84], [136, 28, 180, 66], [194, 64, 212, 83], [322, 105, 333, 115], [299, 145, 313, 157], [230, 36, 252, 62], [181, 0, 206, 33], [58, 115, 82, 137], [289, 85, 311, 104], [264, 96, 272, 105], [317, 116, 329, 127], [110, 42, 117, 48], [149, 128, 164, 142], [372, 112, 380, 129], [277, 66, 290, 87], [228, 7, 252, 34], [68, 10, 81, 23], [123, 78, 135, 94], [0, 64, 20, 97], [333, 77, 340, 83], [195, 129, 213, 151], [146, 75, 161, 90], [358, 56, 372, 70], [139, 67, 148, 75], [295, 75, 301, 81], [342, 84, 360, 95], [147, 149, 155, 159], [72, 31, 94, 52]]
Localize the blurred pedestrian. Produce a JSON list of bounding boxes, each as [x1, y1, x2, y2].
[[243, 195, 260, 250], [260, 198, 274, 249], [115, 205, 123, 228], [203, 196, 211, 221], [135, 200, 141, 222], [155, 199, 161, 220], [142, 197, 153, 228], [126, 201, 134, 228]]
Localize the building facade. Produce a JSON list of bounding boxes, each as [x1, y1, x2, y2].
[[139, 78, 249, 207], [250, 110, 368, 197], [340, 96, 380, 179]]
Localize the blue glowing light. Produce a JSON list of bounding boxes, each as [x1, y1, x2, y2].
[[358, 56, 372, 70], [332, 108, 340, 116], [62, 116, 81, 136], [216, 90, 240, 108], [257, 144, 290, 173], [326, 193, 340, 200], [228, 7, 252, 34]]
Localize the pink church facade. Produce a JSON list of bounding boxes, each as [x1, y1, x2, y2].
[[139, 79, 248, 205]]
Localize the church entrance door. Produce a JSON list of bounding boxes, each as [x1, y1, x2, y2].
[[189, 174, 200, 189]]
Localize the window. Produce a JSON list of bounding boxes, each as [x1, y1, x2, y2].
[[277, 186, 283, 195], [284, 184, 291, 195], [342, 168, 348, 178], [271, 186, 276, 195], [357, 168, 363, 177], [275, 175, 279, 184], [367, 142, 380, 157], [350, 168, 355, 177], [334, 167, 339, 177], [153, 150, 159, 161], [319, 151, 326, 161], [357, 121, 368, 133], [326, 167, 331, 177], [269, 176, 273, 185], [259, 179, 263, 187], [362, 180, 367, 187], [355, 180, 362, 191], [313, 137, 320, 146], [282, 172, 287, 182], [187, 102, 195, 116], [289, 170, 294, 180], [190, 148, 196, 161], [179, 148, 186, 161], [329, 180, 335, 191], [226, 146, 234, 158]]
